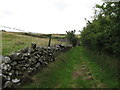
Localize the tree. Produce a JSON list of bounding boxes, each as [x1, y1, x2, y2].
[[66, 30, 78, 47], [80, 2, 120, 55]]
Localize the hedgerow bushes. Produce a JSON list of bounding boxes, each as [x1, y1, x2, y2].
[[80, 2, 120, 55]]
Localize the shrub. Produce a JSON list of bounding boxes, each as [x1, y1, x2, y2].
[[66, 30, 78, 47]]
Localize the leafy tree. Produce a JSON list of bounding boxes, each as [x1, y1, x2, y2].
[[66, 30, 78, 47], [80, 2, 120, 55]]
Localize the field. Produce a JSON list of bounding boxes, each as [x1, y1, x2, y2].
[[2, 31, 67, 55]]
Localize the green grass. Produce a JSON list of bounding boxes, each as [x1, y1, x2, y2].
[[21, 46, 119, 88], [2, 32, 66, 55]]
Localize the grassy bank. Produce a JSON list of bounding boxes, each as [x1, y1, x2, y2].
[[22, 46, 119, 88], [2, 32, 65, 55]]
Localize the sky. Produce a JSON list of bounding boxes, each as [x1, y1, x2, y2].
[[0, 0, 103, 34]]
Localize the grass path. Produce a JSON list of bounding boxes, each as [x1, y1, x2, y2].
[[22, 46, 118, 88]]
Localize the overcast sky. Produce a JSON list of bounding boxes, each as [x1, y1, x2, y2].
[[0, 0, 103, 34]]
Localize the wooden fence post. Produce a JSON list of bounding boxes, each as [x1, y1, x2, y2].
[[48, 34, 52, 47]]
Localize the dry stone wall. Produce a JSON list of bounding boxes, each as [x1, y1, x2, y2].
[[0, 44, 72, 89]]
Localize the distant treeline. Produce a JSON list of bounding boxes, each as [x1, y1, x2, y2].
[[18, 32, 65, 39]]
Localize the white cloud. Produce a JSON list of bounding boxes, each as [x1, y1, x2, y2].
[[0, 0, 103, 34]]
